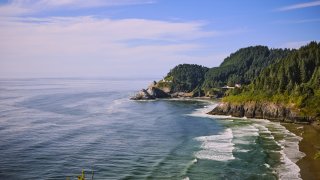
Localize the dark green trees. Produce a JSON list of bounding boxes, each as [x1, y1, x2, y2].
[[227, 42, 320, 118], [252, 42, 320, 94], [165, 64, 209, 92], [163, 42, 320, 117], [202, 46, 291, 90]]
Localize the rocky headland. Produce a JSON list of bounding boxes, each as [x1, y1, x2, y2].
[[131, 82, 196, 100], [130, 86, 170, 100], [209, 101, 314, 124]]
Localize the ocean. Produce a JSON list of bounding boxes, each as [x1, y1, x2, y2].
[[0, 78, 305, 179]]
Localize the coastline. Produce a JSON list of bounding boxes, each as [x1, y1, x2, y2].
[[283, 123, 320, 180], [208, 101, 314, 123], [203, 100, 320, 180], [134, 97, 320, 179]]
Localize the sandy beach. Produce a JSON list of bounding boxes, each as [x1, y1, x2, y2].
[[283, 122, 320, 180]]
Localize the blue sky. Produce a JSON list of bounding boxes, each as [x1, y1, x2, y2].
[[0, 0, 319, 78]]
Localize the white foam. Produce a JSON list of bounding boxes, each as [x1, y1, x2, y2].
[[231, 125, 260, 153], [195, 128, 235, 161], [187, 103, 218, 118], [180, 158, 198, 178], [192, 158, 197, 164], [235, 148, 250, 153], [232, 125, 259, 138], [274, 130, 304, 179], [252, 119, 305, 180], [264, 163, 271, 168], [188, 102, 305, 179], [106, 98, 129, 113]]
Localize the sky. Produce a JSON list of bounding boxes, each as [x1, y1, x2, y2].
[[0, 0, 320, 78]]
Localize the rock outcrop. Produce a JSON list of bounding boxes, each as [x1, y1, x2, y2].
[[209, 101, 314, 123], [147, 87, 171, 98], [131, 86, 170, 100]]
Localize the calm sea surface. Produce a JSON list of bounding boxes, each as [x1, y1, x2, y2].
[[0, 79, 304, 179]]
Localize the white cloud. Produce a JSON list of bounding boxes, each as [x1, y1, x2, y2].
[[0, 16, 224, 78], [273, 18, 320, 24], [0, 3, 32, 16], [35, 0, 155, 8], [0, 0, 155, 16], [277, 0, 320, 11]]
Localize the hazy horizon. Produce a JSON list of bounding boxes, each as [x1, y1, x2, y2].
[[0, 0, 320, 78]]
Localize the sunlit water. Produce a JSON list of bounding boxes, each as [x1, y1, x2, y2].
[[0, 79, 304, 179]]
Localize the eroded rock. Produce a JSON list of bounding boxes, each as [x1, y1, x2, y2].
[[209, 101, 314, 123]]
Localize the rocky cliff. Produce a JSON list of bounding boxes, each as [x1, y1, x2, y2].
[[209, 101, 314, 123], [131, 80, 197, 100], [130, 86, 170, 100]]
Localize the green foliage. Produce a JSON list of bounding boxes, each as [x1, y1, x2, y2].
[[66, 169, 94, 180], [166, 64, 209, 92], [164, 76, 173, 81], [223, 42, 320, 118], [156, 80, 171, 89], [162, 41, 320, 118], [253, 42, 320, 94], [192, 86, 205, 97], [205, 88, 225, 98], [77, 170, 85, 180], [315, 151, 320, 160], [202, 46, 291, 89]]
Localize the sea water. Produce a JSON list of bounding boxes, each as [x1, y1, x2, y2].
[[0, 79, 304, 179]]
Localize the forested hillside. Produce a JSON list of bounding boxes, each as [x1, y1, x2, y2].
[[159, 41, 319, 118], [252, 42, 320, 93], [225, 42, 320, 117], [202, 46, 291, 89], [163, 64, 209, 92], [163, 46, 291, 94]]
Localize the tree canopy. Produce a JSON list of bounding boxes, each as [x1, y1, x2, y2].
[[165, 64, 209, 92], [162, 42, 320, 118], [224, 42, 320, 118], [202, 46, 291, 89]]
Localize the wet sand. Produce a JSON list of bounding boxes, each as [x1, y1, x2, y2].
[[283, 122, 320, 180]]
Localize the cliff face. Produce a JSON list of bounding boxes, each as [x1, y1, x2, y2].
[[131, 80, 197, 100], [131, 87, 170, 100], [209, 102, 314, 123]]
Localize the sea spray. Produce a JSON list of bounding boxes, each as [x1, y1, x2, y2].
[[195, 128, 235, 161]]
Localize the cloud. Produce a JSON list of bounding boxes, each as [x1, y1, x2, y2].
[[0, 16, 225, 78], [0, 3, 32, 16], [272, 18, 320, 24], [0, 0, 155, 16], [277, 0, 320, 11], [35, 0, 155, 8]]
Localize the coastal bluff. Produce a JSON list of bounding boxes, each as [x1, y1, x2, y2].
[[209, 102, 314, 123], [130, 86, 170, 100], [131, 81, 197, 100]]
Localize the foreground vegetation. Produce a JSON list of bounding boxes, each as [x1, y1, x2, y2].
[[315, 151, 320, 160], [66, 170, 94, 180]]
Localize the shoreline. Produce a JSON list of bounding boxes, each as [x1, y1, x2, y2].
[[201, 100, 320, 180], [135, 97, 320, 179], [282, 123, 320, 180]]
